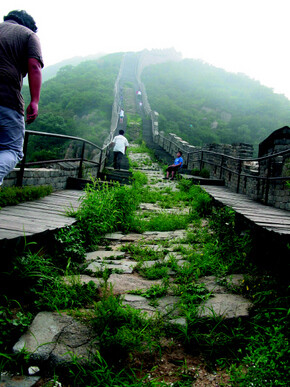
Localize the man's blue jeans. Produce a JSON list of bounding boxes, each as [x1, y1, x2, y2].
[[0, 105, 24, 185]]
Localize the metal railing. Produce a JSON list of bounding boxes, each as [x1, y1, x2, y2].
[[157, 133, 290, 205], [17, 130, 112, 186]]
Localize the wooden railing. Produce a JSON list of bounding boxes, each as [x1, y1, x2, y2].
[[17, 130, 112, 187]]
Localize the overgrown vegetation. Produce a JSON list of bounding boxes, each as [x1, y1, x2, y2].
[[0, 150, 289, 386], [0, 185, 52, 208]]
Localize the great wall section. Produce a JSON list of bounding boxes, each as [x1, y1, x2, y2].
[[3, 49, 289, 211], [0, 49, 290, 387]]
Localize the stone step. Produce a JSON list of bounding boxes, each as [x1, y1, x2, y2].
[[66, 177, 120, 190], [181, 175, 225, 186]]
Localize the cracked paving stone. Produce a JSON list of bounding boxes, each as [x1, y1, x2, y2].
[[13, 312, 98, 367], [107, 273, 162, 294], [85, 250, 125, 260], [197, 293, 253, 319], [87, 259, 137, 274], [0, 375, 41, 387]]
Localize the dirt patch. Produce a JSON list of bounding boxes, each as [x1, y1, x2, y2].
[[130, 339, 231, 386]]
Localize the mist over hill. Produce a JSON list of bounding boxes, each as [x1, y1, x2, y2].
[[22, 53, 122, 162], [141, 59, 290, 148], [23, 53, 106, 85], [22, 50, 290, 163], [41, 53, 106, 82]]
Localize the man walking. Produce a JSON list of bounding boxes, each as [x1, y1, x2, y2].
[[111, 130, 129, 170], [0, 10, 43, 186]]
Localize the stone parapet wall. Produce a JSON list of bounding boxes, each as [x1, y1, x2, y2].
[[103, 54, 125, 150], [3, 163, 99, 191], [137, 61, 289, 210]]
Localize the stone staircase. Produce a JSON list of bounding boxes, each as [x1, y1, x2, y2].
[[11, 149, 253, 382]]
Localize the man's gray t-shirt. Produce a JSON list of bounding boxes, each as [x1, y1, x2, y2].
[[0, 20, 44, 115]]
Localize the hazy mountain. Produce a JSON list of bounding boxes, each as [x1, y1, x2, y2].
[[141, 59, 290, 148], [23, 53, 106, 85]]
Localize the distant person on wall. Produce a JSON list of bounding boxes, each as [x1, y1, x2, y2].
[[164, 151, 183, 180], [119, 109, 124, 124], [0, 10, 43, 186], [111, 129, 129, 170]]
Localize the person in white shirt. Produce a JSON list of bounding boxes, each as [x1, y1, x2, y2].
[[110, 129, 129, 170], [119, 109, 124, 124]]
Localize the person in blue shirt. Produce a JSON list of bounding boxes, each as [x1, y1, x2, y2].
[[164, 151, 183, 180]]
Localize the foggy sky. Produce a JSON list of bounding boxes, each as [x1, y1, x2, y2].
[[2, 0, 290, 100]]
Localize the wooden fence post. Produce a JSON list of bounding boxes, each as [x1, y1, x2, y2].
[[78, 142, 85, 178], [236, 159, 242, 193], [219, 155, 224, 179], [199, 151, 203, 171], [98, 149, 103, 175], [264, 158, 271, 205]]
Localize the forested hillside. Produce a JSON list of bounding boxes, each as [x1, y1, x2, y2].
[[22, 53, 122, 161], [141, 59, 290, 148]]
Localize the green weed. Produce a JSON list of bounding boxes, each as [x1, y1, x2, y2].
[[138, 213, 190, 232], [138, 261, 170, 280], [89, 289, 160, 361], [0, 185, 52, 208], [76, 179, 140, 244]]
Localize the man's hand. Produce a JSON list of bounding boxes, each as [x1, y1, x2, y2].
[[26, 101, 38, 124]]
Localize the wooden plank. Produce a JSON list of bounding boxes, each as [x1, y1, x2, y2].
[[0, 221, 75, 235], [0, 189, 81, 241], [202, 186, 290, 234], [0, 213, 74, 227], [14, 202, 79, 213], [0, 229, 33, 238], [0, 217, 75, 231], [0, 206, 67, 216]]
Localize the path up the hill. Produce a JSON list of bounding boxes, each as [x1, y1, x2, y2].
[[12, 148, 252, 386]]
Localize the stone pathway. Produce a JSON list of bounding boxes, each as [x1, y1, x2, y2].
[[12, 150, 253, 377]]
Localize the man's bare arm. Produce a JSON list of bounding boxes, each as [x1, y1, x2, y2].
[[26, 58, 42, 124]]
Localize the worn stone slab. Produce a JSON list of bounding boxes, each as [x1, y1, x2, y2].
[[103, 232, 124, 240], [123, 294, 181, 319], [0, 375, 41, 387], [224, 274, 245, 289], [198, 275, 247, 294], [141, 260, 162, 268], [85, 250, 125, 260], [198, 276, 227, 294], [139, 203, 164, 212], [120, 233, 145, 242], [13, 312, 98, 366], [168, 317, 187, 327], [170, 244, 196, 251], [122, 294, 156, 316], [107, 273, 162, 294], [197, 294, 252, 319], [142, 230, 187, 241], [87, 259, 137, 274], [156, 296, 180, 316], [139, 244, 172, 252], [164, 253, 184, 262]]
